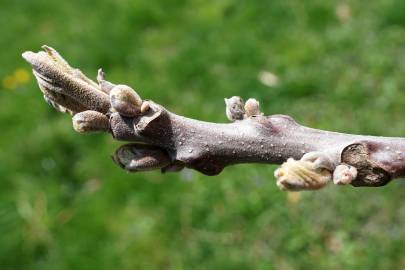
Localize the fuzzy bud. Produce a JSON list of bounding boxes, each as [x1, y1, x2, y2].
[[274, 158, 332, 191], [109, 85, 143, 117], [333, 164, 357, 185], [244, 98, 261, 117], [225, 96, 245, 121], [72, 110, 110, 133]]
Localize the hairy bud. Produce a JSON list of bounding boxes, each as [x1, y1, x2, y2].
[[140, 101, 150, 113], [109, 85, 143, 117], [274, 158, 332, 191], [244, 98, 262, 117], [333, 164, 357, 185], [72, 110, 110, 133], [225, 96, 245, 121]]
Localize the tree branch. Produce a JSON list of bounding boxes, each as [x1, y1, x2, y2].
[[22, 46, 405, 191]]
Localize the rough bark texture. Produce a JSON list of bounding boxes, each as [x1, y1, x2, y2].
[[22, 46, 405, 190]]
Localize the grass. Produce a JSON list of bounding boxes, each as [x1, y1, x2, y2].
[[0, 0, 404, 269]]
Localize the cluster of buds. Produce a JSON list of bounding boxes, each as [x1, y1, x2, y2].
[[22, 46, 174, 173], [274, 151, 358, 191], [224, 97, 358, 191], [224, 96, 263, 122]]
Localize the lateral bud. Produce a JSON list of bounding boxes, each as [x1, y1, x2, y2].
[[110, 85, 143, 117], [113, 144, 171, 172], [72, 110, 110, 133]]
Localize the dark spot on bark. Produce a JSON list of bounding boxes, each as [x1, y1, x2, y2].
[[342, 143, 391, 187]]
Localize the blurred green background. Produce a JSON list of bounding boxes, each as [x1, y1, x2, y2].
[[0, 0, 404, 269]]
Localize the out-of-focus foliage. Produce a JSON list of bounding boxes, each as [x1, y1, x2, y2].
[[0, 0, 404, 269]]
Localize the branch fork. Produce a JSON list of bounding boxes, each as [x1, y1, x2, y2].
[[22, 46, 405, 191]]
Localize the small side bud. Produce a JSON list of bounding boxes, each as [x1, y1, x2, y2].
[[72, 110, 110, 133], [113, 144, 171, 172], [140, 101, 150, 113], [244, 98, 262, 117], [333, 164, 357, 185], [225, 96, 245, 121], [110, 85, 143, 117]]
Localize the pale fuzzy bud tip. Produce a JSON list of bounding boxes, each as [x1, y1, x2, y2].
[[244, 98, 261, 117], [333, 164, 357, 185], [140, 101, 150, 113], [275, 158, 332, 191], [225, 96, 245, 121], [72, 110, 110, 133]]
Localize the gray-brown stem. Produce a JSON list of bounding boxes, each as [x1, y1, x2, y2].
[[110, 103, 405, 186]]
